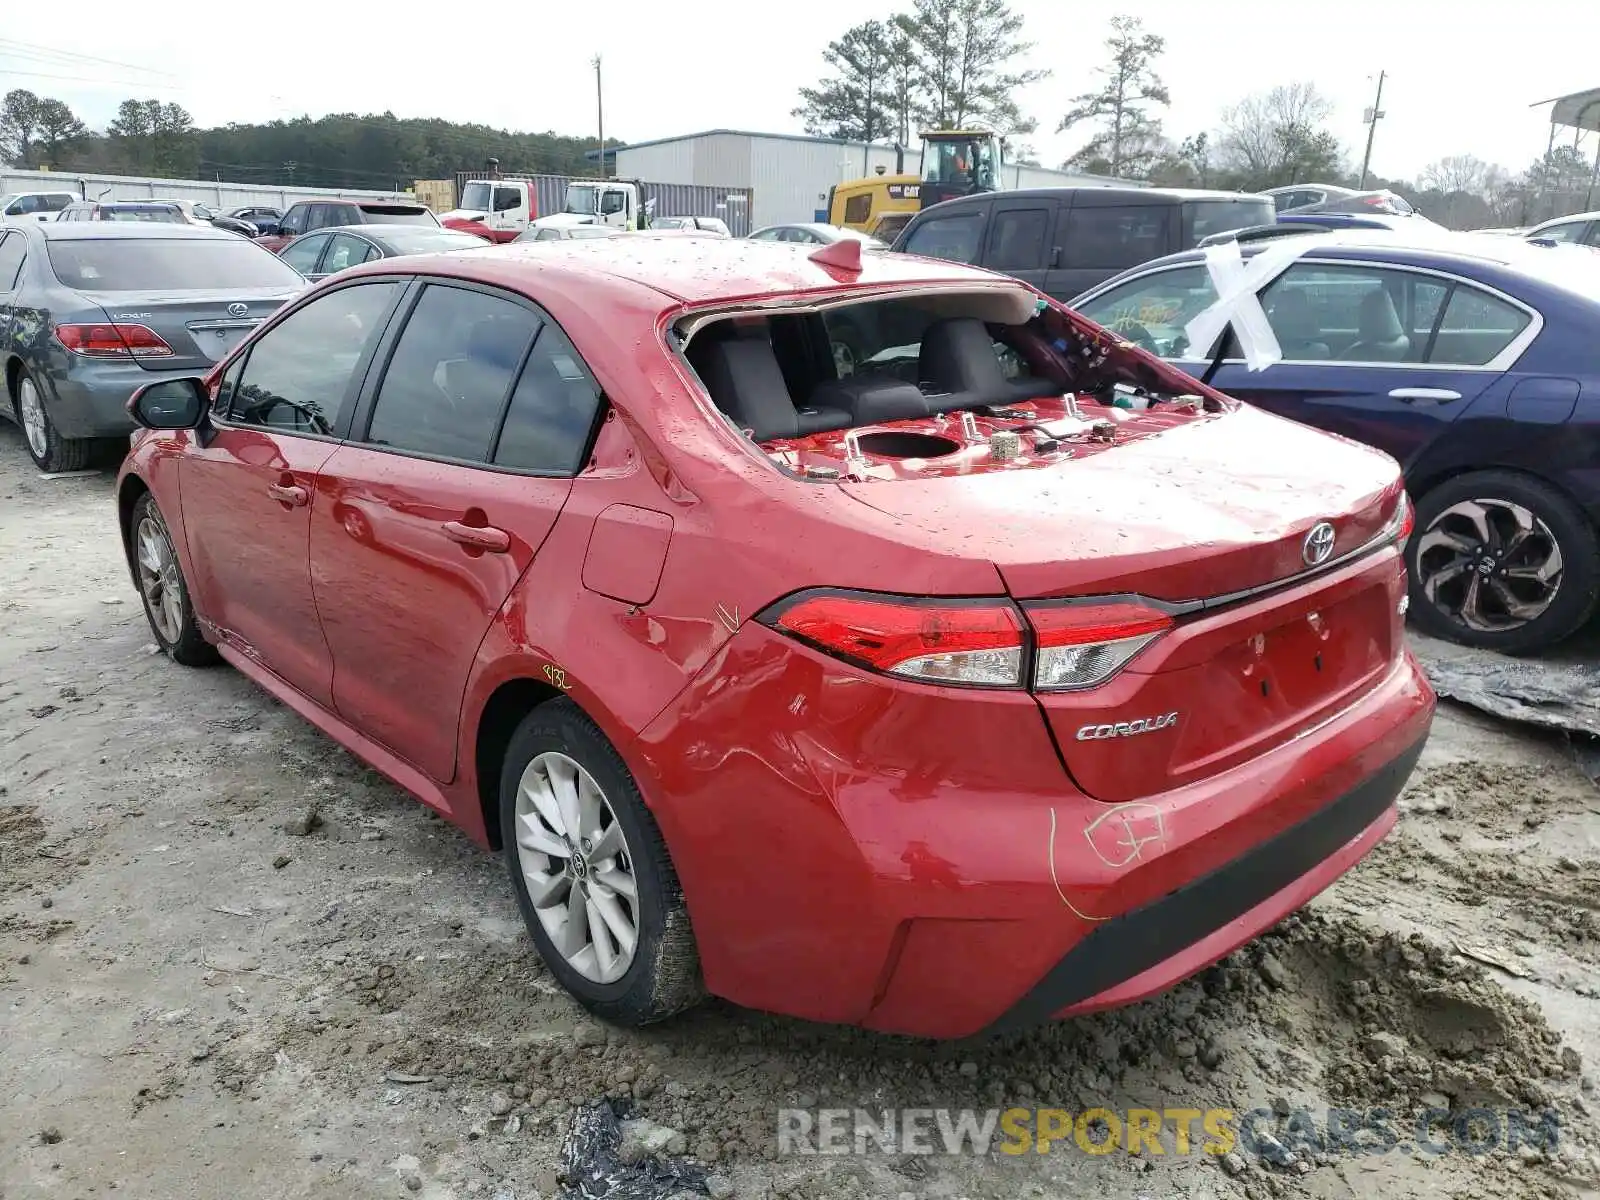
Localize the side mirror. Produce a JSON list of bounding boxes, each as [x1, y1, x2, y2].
[[129, 378, 207, 430]]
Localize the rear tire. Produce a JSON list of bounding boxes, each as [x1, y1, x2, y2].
[[129, 493, 218, 667], [1407, 470, 1600, 653], [500, 699, 702, 1026], [13, 368, 93, 473]]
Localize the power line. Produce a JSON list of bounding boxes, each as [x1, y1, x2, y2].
[[0, 36, 179, 79]]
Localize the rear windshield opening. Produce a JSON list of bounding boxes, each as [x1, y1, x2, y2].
[[676, 290, 1223, 448], [48, 238, 306, 291]]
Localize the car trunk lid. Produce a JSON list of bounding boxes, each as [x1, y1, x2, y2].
[[834, 404, 1410, 802], [78, 287, 297, 371]]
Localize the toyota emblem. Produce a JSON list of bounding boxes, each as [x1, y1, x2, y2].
[[1302, 522, 1336, 567], [227, 302, 248, 318]]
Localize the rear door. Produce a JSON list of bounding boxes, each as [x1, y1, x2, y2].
[[980, 199, 1059, 294], [1208, 261, 1527, 468], [1057, 200, 1171, 295], [0, 231, 25, 355], [279, 232, 332, 279], [309, 281, 602, 783], [180, 280, 404, 706]]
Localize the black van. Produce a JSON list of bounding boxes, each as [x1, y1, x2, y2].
[[889, 187, 1275, 300]]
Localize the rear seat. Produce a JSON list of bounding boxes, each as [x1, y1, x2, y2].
[[694, 333, 852, 441], [917, 317, 1062, 409]]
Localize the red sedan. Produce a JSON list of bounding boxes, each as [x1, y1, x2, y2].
[[114, 237, 1433, 1038]]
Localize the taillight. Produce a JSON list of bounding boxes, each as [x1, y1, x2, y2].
[[767, 592, 1025, 688], [1025, 600, 1173, 692], [55, 323, 174, 359], [1396, 492, 1414, 540]]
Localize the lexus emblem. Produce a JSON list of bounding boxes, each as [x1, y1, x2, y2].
[[227, 302, 249, 318], [1302, 521, 1336, 567]]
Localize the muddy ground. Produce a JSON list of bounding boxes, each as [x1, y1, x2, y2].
[[2, 425, 1598, 1200]]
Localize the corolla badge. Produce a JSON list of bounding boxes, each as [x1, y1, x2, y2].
[[227, 302, 249, 318], [1302, 521, 1336, 567], [1075, 711, 1178, 740]]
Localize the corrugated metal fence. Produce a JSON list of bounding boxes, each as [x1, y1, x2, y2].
[[1, 168, 403, 212], [454, 172, 754, 236]]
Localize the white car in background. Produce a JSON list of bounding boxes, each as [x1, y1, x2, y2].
[[0, 190, 78, 223], [648, 215, 731, 236]]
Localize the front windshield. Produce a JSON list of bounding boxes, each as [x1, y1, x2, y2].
[[460, 182, 492, 211], [923, 138, 997, 188], [564, 185, 599, 215], [192, 203, 216, 220]]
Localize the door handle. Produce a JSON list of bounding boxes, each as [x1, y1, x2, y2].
[[441, 520, 510, 552], [1388, 387, 1462, 404], [267, 482, 309, 506]]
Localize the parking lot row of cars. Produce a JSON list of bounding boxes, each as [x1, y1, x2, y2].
[[1, 169, 1593, 1040]]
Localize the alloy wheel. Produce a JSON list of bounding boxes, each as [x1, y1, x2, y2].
[[513, 751, 639, 984], [18, 377, 48, 460], [1415, 498, 1564, 632], [134, 515, 185, 644]]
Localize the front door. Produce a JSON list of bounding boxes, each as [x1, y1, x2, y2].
[[310, 281, 603, 782], [180, 279, 403, 705]]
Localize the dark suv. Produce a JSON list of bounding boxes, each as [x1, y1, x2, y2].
[[257, 199, 438, 252], [891, 187, 1274, 300]]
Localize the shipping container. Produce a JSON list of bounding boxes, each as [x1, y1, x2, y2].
[[452, 171, 754, 237]]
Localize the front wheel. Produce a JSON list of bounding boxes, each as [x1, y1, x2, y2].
[[1407, 470, 1600, 653], [129, 493, 218, 667], [14, 368, 93, 473], [500, 700, 702, 1025]]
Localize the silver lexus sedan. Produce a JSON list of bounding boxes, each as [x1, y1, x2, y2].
[[0, 221, 305, 471]]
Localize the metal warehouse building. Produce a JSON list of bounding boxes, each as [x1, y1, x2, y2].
[[591, 129, 1132, 230]]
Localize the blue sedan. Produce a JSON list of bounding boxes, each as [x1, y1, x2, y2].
[[1072, 231, 1600, 653]]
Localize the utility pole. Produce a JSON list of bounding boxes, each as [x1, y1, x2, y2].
[[592, 55, 605, 179], [1359, 70, 1386, 189]]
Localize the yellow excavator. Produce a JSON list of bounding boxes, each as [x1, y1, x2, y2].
[[827, 129, 1006, 238]]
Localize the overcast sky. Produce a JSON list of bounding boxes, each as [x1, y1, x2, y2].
[[3, 2, 1595, 182]]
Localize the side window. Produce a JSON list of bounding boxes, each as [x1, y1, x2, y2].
[[43, 194, 72, 213], [0, 233, 26, 290], [365, 285, 538, 462], [214, 351, 247, 415], [750, 228, 780, 242], [1428, 286, 1532, 367], [493, 187, 522, 213], [1075, 266, 1220, 358], [1064, 206, 1168, 270], [229, 282, 399, 435], [280, 233, 330, 275], [279, 206, 307, 236], [535, 228, 562, 242], [1533, 221, 1585, 243], [986, 207, 1051, 270], [1259, 264, 1423, 363], [494, 323, 603, 473], [902, 210, 986, 264], [322, 234, 370, 274], [843, 193, 873, 225]]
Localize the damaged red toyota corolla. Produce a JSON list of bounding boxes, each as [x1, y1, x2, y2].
[[115, 236, 1433, 1038]]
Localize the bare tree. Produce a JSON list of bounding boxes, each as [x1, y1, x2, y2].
[[0, 89, 43, 167], [1216, 82, 1344, 187], [1059, 14, 1170, 178], [1421, 154, 1492, 196]]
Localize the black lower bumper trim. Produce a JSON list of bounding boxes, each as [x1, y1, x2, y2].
[[984, 735, 1426, 1036]]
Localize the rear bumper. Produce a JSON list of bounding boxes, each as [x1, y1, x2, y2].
[[640, 624, 1434, 1039], [43, 360, 195, 439], [985, 732, 1420, 1034]]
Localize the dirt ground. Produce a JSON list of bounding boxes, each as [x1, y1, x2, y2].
[[2, 424, 1598, 1200]]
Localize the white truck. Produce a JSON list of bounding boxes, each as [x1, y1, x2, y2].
[[439, 177, 657, 242], [530, 179, 655, 233]]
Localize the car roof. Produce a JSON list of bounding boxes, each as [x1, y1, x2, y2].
[[35, 221, 240, 242], [1531, 210, 1600, 228], [922, 186, 1270, 207], [336, 232, 1023, 308], [1263, 182, 1355, 196], [1094, 228, 1600, 300]]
